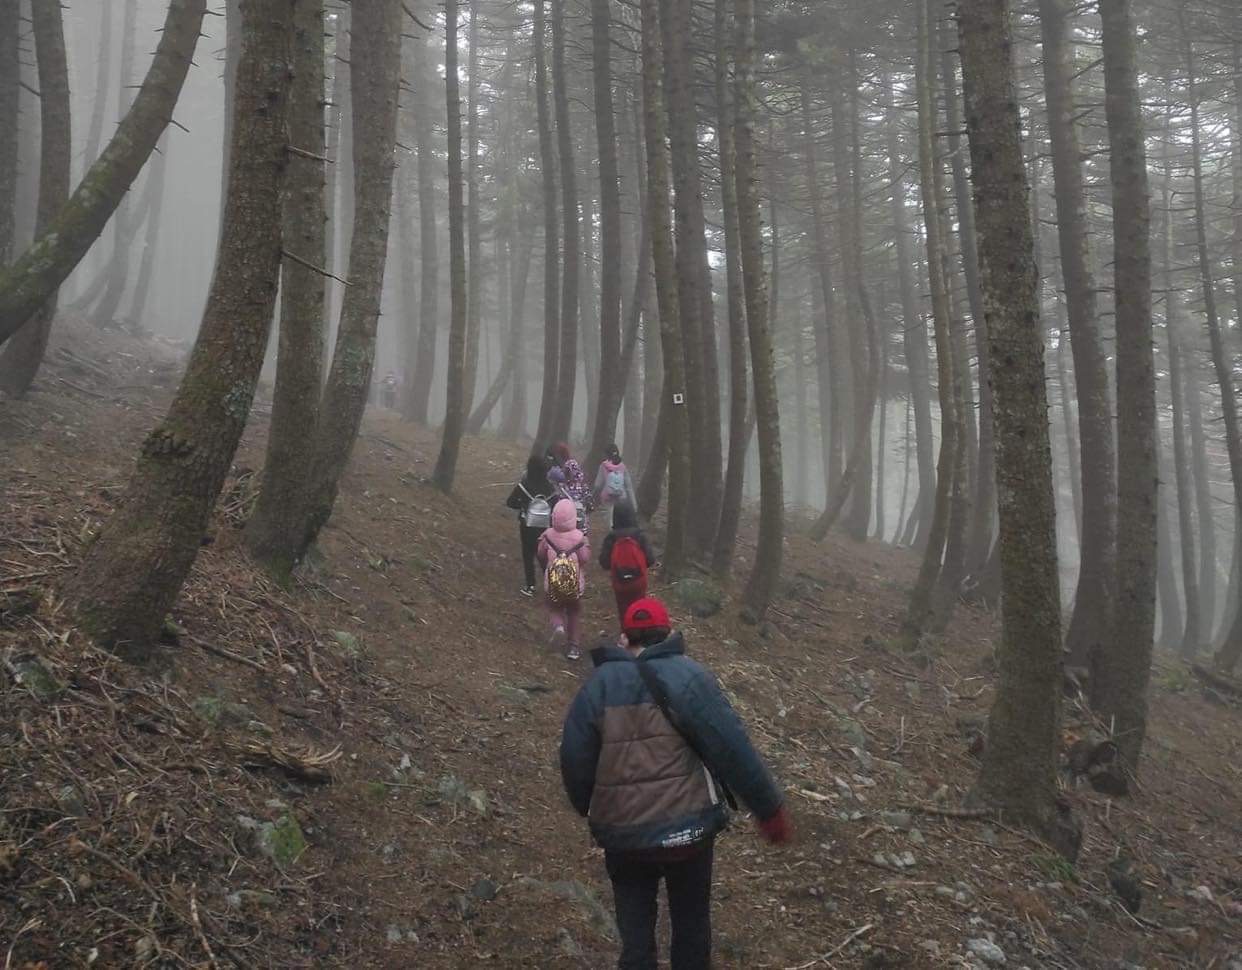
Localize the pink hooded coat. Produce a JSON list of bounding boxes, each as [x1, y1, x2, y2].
[[537, 499, 591, 596]]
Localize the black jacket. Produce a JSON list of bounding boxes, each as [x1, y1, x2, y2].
[[507, 457, 553, 519]]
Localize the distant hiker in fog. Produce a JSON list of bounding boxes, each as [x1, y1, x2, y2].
[[507, 452, 554, 598], [598, 502, 656, 624], [593, 443, 636, 526], [560, 598, 791, 969], [548, 441, 592, 531], [537, 497, 592, 661]]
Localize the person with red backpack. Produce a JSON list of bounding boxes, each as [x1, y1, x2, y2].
[[598, 502, 657, 623]]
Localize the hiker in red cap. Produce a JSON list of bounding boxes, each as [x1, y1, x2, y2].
[[560, 597, 791, 969]]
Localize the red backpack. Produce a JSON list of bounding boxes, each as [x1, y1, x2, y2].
[[610, 536, 648, 589]]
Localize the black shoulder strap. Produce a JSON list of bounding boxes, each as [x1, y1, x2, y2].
[[634, 657, 738, 809]]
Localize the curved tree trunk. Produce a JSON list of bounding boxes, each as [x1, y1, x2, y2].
[[1093, 0, 1156, 772], [735, 0, 782, 619], [64, 0, 293, 660], [432, 0, 470, 490], [0, 0, 207, 348], [301, 0, 403, 527], [246, 0, 327, 579], [0, 0, 71, 398], [960, 0, 1065, 845], [1039, 0, 1117, 673]]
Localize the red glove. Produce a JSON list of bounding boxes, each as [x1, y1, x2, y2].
[[757, 806, 793, 845]]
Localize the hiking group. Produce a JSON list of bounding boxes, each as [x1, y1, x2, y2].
[[506, 447, 792, 969]]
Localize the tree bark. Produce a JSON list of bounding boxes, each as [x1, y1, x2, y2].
[[549, 0, 579, 442], [0, 0, 71, 398], [904, 0, 959, 645], [661, 0, 723, 554], [735, 0, 782, 618], [64, 0, 293, 659], [0, 0, 206, 348], [1039, 0, 1117, 673], [638, 0, 690, 572], [432, 0, 470, 490], [81, 1, 114, 176], [125, 134, 168, 328], [959, 0, 1065, 846], [1093, 0, 1156, 772], [302, 0, 403, 526], [711, 0, 750, 578], [246, 0, 327, 579], [587, 0, 624, 466], [462, 0, 484, 415]]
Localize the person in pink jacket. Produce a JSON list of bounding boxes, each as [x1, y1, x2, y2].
[[537, 498, 592, 660]]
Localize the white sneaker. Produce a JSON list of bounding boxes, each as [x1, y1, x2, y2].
[[567, 644, 582, 661], [520, 585, 535, 598]]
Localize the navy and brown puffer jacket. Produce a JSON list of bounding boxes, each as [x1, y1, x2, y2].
[[559, 633, 783, 853]]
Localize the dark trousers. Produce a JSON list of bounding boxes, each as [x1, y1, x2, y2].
[[605, 843, 713, 970], [519, 522, 542, 588], [612, 580, 648, 623]]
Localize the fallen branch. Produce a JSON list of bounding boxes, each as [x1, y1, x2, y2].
[[786, 923, 876, 969]]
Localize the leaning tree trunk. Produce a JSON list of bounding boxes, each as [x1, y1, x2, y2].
[[0, 0, 23, 265], [639, 0, 690, 574], [735, 0, 782, 619], [711, 0, 750, 578], [903, 0, 959, 646], [302, 0, 403, 529], [246, 0, 327, 579], [0, 0, 71, 398], [1093, 0, 1156, 773], [405, 29, 441, 425], [64, 0, 292, 660], [432, 0, 470, 491], [0, 0, 206, 348], [549, 0, 579, 443], [960, 0, 1067, 849], [1039, 0, 1117, 673]]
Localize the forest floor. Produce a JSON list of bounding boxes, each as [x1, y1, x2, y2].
[[1, 316, 1241, 969]]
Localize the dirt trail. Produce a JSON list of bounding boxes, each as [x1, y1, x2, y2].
[[2, 319, 1241, 968]]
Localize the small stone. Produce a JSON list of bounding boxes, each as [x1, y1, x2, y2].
[[879, 811, 914, 831], [134, 937, 157, 961], [1190, 884, 1214, 903], [979, 827, 999, 846], [919, 940, 942, 958], [386, 925, 403, 944], [966, 938, 1006, 965], [837, 718, 869, 751], [909, 829, 926, 845], [470, 878, 499, 901], [557, 927, 583, 958]]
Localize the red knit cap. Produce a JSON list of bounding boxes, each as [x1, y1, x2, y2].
[[623, 597, 670, 636]]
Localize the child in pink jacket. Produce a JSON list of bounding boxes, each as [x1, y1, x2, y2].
[[537, 499, 592, 660]]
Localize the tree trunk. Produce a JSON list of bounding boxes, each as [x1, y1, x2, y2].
[[734, 0, 782, 619], [884, 71, 934, 551], [1155, 436, 1182, 650], [959, 0, 1066, 846], [462, 0, 484, 415], [470, 225, 534, 435], [580, 193, 600, 441], [81, 1, 114, 175], [64, 0, 293, 659], [1163, 140, 1200, 655], [0, 0, 17, 266], [1093, 0, 1156, 773], [637, 0, 690, 570], [246, 0, 327, 579], [0, 0, 71, 398], [587, 0, 624, 466], [711, 0, 749, 577], [903, 0, 959, 646], [302, 0, 403, 525], [1185, 340, 1217, 634], [661, 0, 723, 554], [432, 0, 470, 490], [0, 0, 206, 348], [404, 31, 440, 424], [550, 0, 579, 443], [940, 13, 994, 573], [1038, 0, 1117, 672]]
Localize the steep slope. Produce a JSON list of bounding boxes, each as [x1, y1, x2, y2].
[[1, 317, 1239, 968]]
